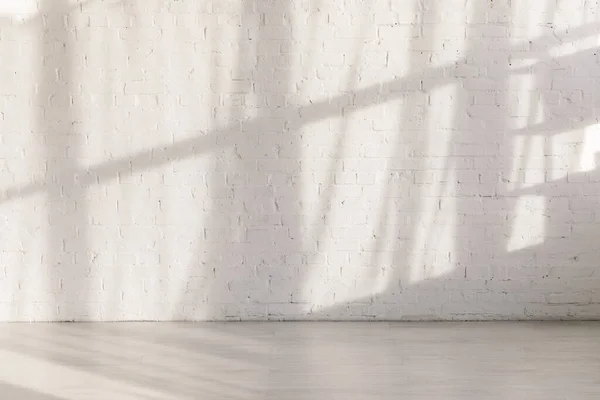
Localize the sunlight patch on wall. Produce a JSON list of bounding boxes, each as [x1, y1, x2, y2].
[[429, 4, 467, 67], [549, 129, 587, 179], [409, 84, 457, 283], [298, 104, 402, 311], [0, 0, 37, 22], [506, 73, 544, 129], [583, 0, 600, 23], [578, 125, 600, 172], [409, 178, 457, 283], [507, 195, 546, 253], [506, 72, 543, 191], [75, 1, 216, 168], [509, 136, 546, 193], [508, 135, 525, 193], [523, 135, 547, 187], [3, 197, 48, 321], [511, 0, 556, 40], [548, 34, 600, 59]]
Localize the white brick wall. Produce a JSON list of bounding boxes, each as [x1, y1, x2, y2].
[[0, 0, 599, 321]]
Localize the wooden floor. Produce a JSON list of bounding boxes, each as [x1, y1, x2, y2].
[[0, 322, 598, 399]]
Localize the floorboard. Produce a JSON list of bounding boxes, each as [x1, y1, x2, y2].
[[0, 322, 597, 399]]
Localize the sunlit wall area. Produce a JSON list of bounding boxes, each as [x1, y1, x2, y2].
[[0, 0, 598, 321], [0, 0, 38, 22], [0, 12, 48, 320], [501, 0, 600, 319]]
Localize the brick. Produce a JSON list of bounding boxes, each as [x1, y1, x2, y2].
[[1, 0, 599, 322]]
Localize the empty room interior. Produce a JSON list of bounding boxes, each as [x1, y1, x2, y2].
[[0, 0, 599, 398]]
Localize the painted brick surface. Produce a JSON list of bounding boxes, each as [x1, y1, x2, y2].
[[0, 0, 599, 321]]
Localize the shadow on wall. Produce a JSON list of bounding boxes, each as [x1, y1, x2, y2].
[[180, 0, 305, 320], [0, 1, 599, 396], [309, 8, 600, 319], [0, 0, 599, 320], [40, 0, 94, 320], [313, 161, 600, 320]]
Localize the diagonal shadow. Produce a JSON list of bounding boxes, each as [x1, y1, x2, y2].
[[1, 18, 599, 208], [0, 382, 65, 400], [1, 0, 599, 322], [0, 1, 599, 399]]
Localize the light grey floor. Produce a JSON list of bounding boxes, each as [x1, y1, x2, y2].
[[0, 322, 598, 399]]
